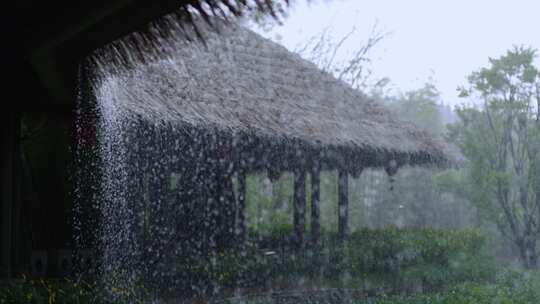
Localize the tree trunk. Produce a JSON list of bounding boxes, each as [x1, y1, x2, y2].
[[518, 238, 538, 269], [338, 170, 349, 240], [293, 170, 306, 249], [526, 240, 538, 269]]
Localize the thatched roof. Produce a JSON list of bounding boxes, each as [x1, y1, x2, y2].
[[91, 18, 457, 171]]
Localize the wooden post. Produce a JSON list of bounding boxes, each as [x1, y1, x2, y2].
[[293, 170, 306, 249], [236, 171, 247, 246], [11, 142, 22, 274], [338, 170, 349, 240], [310, 163, 321, 246], [214, 138, 236, 250], [1, 111, 19, 279]]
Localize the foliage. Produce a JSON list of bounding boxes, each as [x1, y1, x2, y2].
[[3, 268, 535, 304], [449, 46, 540, 268], [0, 276, 96, 304], [162, 228, 495, 298], [356, 269, 540, 304], [246, 173, 295, 232], [386, 82, 446, 135], [256, 227, 494, 291], [246, 167, 473, 236], [0, 275, 163, 304]]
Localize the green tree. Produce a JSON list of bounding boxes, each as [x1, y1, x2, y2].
[[449, 46, 540, 269], [370, 83, 470, 230], [387, 82, 446, 135]]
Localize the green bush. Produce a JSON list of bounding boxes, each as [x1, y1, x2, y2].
[[0, 276, 95, 304], [0, 228, 500, 302], [356, 269, 540, 304], [165, 227, 495, 297], [0, 275, 153, 304], [248, 227, 495, 293]]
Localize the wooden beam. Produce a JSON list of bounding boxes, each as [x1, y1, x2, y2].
[[293, 170, 306, 249], [310, 163, 321, 246], [236, 171, 247, 246], [338, 170, 349, 240]]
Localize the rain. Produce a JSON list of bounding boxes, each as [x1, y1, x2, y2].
[[2, 1, 540, 303]]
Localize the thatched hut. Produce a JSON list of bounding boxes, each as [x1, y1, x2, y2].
[[1, 0, 293, 280], [89, 18, 457, 254]]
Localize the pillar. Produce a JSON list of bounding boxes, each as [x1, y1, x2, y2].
[[338, 170, 349, 240], [310, 163, 321, 246], [236, 170, 247, 245], [293, 170, 306, 249], [1, 111, 20, 278]]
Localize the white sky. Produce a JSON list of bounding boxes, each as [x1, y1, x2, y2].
[[251, 0, 540, 106]]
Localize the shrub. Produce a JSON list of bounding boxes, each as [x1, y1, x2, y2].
[[0, 276, 95, 304], [249, 227, 496, 293], [162, 227, 495, 297], [0, 275, 154, 304], [355, 269, 540, 304]]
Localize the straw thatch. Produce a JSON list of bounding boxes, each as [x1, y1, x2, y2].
[[176, 0, 290, 21], [92, 19, 457, 172]]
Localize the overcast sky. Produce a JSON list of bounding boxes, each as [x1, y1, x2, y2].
[[251, 0, 540, 106]]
